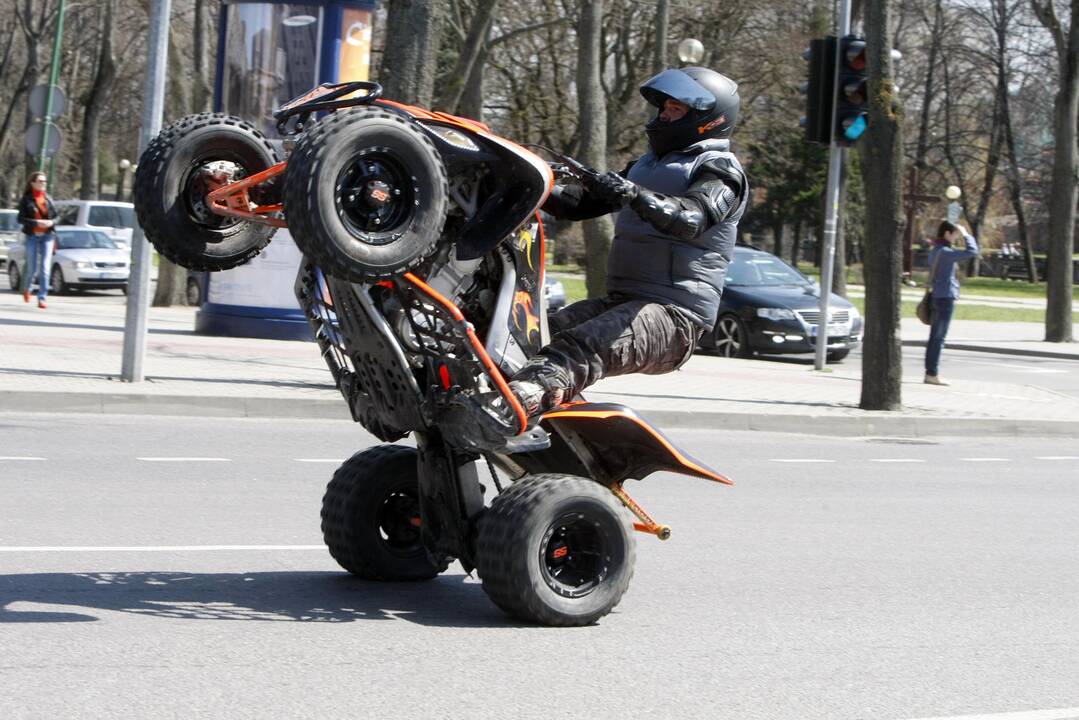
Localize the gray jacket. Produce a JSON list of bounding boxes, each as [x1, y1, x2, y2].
[[607, 139, 748, 328]]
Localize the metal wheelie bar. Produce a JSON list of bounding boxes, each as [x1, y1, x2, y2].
[[609, 482, 673, 540]]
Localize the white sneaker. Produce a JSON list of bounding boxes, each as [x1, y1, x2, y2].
[[924, 374, 950, 386]]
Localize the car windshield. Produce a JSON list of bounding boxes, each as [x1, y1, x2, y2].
[[0, 211, 18, 232], [87, 206, 135, 229], [726, 254, 808, 286], [57, 230, 118, 250]]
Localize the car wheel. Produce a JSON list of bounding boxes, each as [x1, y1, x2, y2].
[[712, 314, 752, 358], [7, 261, 20, 291], [827, 349, 850, 363], [49, 265, 66, 296]]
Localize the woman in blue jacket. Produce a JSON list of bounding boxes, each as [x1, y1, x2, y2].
[[924, 221, 979, 385]]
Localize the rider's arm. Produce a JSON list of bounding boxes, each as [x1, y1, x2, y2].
[[542, 182, 621, 221], [542, 161, 635, 221], [629, 166, 742, 245]]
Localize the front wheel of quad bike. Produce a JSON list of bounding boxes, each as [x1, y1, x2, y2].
[[321, 444, 450, 581], [283, 109, 449, 282], [476, 474, 636, 626], [132, 113, 280, 272]]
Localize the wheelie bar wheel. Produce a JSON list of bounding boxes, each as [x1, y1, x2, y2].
[[133, 113, 280, 272], [476, 474, 636, 626], [321, 445, 450, 581], [283, 108, 449, 282]]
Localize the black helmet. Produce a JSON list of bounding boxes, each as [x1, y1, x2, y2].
[[640, 67, 740, 157]]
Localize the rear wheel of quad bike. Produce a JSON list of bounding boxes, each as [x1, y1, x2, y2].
[[476, 474, 636, 626], [132, 112, 280, 272], [283, 109, 448, 282], [321, 444, 450, 581]]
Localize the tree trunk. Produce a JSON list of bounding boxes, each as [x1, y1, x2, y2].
[[1033, 0, 1078, 342], [192, 0, 213, 112], [457, 38, 488, 121], [833, 154, 848, 298], [791, 220, 803, 268], [653, 0, 668, 74], [577, 0, 613, 298], [772, 213, 785, 263], [437, 0, 497, 114], [860, 0, 904, 410], [379, 0, 443, 106], [80, 0, 115, 201]]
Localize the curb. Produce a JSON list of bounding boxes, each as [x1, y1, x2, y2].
[[901, 339, 1079, 361], [2, 391, 1077, 439]]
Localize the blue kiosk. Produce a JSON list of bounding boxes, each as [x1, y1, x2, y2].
[[196, 0, 377, 340]]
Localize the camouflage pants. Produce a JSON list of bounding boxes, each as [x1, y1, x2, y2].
[[513, 293, 702, 398]]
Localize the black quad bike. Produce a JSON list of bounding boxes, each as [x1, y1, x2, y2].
[[133, 82, 732, 626]]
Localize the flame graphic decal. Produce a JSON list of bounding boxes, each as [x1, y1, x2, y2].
[[513, 290, 541, 344], [518, 228, 535, 271]]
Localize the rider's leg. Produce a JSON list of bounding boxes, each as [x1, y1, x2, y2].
[[510, 299, 702, 416]]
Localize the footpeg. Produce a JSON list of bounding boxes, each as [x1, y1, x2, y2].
[[609, 483, 671, 541]]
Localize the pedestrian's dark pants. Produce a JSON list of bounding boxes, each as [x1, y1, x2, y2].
[[513, 293, 702, 398], [925, 296, 955, 376]]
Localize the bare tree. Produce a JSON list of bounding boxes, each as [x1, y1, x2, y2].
[[379, 0, 443, 106], [79, 0, 115, 200], [577, 0, 612, 297], [860, 0, 904, 410], [1031, 0, 1077, 342]]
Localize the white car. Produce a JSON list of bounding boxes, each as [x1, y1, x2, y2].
[[0, 209, 19, 269], [53, 199, 135, 249], [7, 226, 129, 295]]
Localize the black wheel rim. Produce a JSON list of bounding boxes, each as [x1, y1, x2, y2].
[[714, 317, 742, 358], [50, 268, 62, 293], [181, 158, 246, 231], [539, 512, 610, 599], [335, 148, 417, 244], [375, 484, 423, 557], [9, 264, 18, 289]]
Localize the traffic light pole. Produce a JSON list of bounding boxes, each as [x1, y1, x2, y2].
[[814, 0, 852, 372], [121, 0, 171, 382]]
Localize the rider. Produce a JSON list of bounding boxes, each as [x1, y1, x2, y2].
[[508, 66, 749, 417]]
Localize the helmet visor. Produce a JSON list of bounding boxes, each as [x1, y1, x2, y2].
[[640, 69, 716, 112]]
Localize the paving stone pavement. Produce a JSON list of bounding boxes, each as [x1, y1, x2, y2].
[[1, 290, 1077, 437]]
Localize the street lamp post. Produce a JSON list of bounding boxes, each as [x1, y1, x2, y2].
[[117, 158, 131, 201], [676, 38, 704, 67]]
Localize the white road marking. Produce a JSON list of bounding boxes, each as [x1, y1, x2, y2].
[[0, 456, 46, 461], [897, 706, 1079, 720], [293, 459, 343, 463], [136, 457, 232, 462], [869, 459, 926, 463], [769, 459, 836, 463], [0, 545, 325, 552], [1036, 456, 1079, 461], [959, 458, 1010, 462]]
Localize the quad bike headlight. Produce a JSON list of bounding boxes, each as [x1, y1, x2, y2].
[[428, 125, 481, 152]]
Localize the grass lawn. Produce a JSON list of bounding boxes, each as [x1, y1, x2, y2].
[[798, 263, 1079, 302], [559, 275, 1044, 322], [847, 297, 1045, 323]]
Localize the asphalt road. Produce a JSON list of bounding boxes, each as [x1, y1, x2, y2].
[[2, 413, 1078, 720]]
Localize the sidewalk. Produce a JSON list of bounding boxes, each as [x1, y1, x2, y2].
[[1, 291, 1077, 438]]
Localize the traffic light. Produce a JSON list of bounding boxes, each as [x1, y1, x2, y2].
[[801, 36, 836, 145], [834, 35, 869, 145]]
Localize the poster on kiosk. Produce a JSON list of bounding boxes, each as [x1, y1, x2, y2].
[[197, 0, 377, 340]]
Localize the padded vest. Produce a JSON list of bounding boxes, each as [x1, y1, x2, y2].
[[607, 139, 747, 328]]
